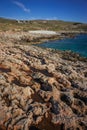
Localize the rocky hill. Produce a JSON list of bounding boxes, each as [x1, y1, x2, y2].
[[0, 33, 87, 130]]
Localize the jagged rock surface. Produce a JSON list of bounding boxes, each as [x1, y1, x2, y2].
[[0, 42, 87, 130]]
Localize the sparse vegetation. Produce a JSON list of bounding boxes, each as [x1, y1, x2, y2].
[[0, 17, 87, 32]]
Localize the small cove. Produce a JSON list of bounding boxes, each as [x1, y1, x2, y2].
[[36, 34, 87, 57]]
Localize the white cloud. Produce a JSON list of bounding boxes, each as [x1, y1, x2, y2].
[[13, 1, 30, 13]]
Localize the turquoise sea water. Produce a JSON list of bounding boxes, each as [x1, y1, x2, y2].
[[38, 34, 87, 57]]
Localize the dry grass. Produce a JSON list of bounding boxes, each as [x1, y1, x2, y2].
[[0, 17, 87, 32]]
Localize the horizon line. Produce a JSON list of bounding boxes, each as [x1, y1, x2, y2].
[[0, 17, 87, 24]]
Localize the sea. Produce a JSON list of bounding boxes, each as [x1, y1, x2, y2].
[[37, 34, 87, 57]]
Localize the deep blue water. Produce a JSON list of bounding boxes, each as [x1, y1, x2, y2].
[[37, 34, 87, 57]]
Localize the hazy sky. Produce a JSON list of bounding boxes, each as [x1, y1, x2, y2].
[[0, 0, 87, 23]]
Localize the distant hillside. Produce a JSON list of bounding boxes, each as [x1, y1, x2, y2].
[[0, 17, 87, 32]]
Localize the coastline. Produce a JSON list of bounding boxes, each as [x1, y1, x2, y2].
[[1, 30, 87, 45], [28, 31, 87, 45], [0, 30, 87, 59], [0, 41, 87, 130], [35, 33, 87, 58], [0, 30, 87, 130]]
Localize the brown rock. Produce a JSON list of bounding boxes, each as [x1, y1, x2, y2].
[[0, 34, 87, 130]]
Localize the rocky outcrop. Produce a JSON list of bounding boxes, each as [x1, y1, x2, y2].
[[0, 31, 60, 45], [0, 40, 87, 130]]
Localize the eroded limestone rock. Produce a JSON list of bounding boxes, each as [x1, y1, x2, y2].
[[0, 42, 87, 130]]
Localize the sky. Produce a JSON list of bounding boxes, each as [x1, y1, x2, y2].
[[0, 0, 87, 23]]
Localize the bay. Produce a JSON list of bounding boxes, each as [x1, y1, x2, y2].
[[37, 34, 87, 57]]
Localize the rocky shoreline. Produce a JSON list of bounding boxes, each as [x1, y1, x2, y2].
[[0, 31, 87, 130], [0, 30, 87, 45]]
